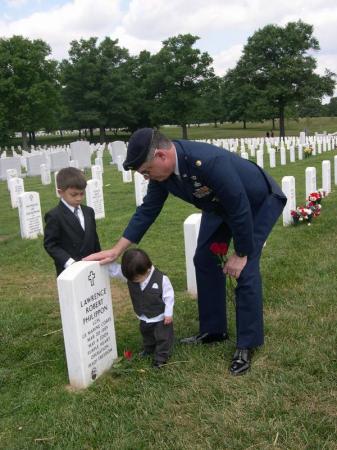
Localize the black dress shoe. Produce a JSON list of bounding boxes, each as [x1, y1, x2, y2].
[[153, 360, 166, 369], [229, 348, 252, 376], [180, 332, 228, 344]]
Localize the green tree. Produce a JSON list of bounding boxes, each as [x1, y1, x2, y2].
[[196, 76, 224, 127], [61, 37, 137, 143], [297, 98, 325, 117], [327, 97, 337, 117], [222, 65, 260, 128], [235, 21, 335, 137], [0, 35, 60, 148], [151, 34, 215, 139], [123, 50, 159, 131]]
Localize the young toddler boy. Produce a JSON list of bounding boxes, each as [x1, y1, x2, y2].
[[44, 167, 101, 276], [120, 248, 174, 368]]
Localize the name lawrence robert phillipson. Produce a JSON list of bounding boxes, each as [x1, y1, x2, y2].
[[80, 288, 108, 324]]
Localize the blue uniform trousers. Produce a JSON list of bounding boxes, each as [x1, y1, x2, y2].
[[194, 193, 285, 348]]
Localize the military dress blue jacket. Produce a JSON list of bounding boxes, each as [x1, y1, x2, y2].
[[123, 140, 286, 256]]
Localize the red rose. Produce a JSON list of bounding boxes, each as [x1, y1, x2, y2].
[[218, 243, 229, 255], [210, 242, 221, 255], [123, 349, 133, 360]]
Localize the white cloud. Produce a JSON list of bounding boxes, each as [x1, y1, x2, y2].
[[5, 0, 29, 6], [212, 44, 244, 76], [1, 0, 123, 60], [122, 0, 251, 40], [110, 26, 161, 55]]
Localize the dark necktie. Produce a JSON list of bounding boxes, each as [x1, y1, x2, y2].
[[74, 207, 81, 223]]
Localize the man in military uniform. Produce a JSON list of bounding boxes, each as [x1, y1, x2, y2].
[[85, 128, 286, 375]]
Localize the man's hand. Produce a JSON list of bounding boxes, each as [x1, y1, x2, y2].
[[83, 237, 131, 265], [164, 316, 173, 325], [83, 249, 119, 265], [223, 254, 247, 279]]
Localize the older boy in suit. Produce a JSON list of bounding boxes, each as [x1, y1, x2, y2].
[[44, 167, 101, 276]]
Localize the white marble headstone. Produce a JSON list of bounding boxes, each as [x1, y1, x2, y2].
[[280, 147, 286, 165], [269, 148, 276, 168], [40, 164, 51, 185], [17, 192, 44, 238], [95, 157, 104, 173], [134, 172, 149, 206], [256, 150, 264, 168], [298, 145, 303, 160], [86, 179, 105, 219], [289, 146, 295, 163], [122, 169, 132, 183], [70, 141, 91, 169], [49, 151, 69, 172], [57, 261, 118, 389], [322, 160, 331, 195], [69, 159, 79, 169], [317, 142, 322, 154], [116, 155, 124, 172], [9, 177, 24, 208], [54, 171, 60, 198], [6, 168, 18, 191], [91, 165, 103, 184], [26, 154, 48, 176], [305, 167, 316, 200], [0, 157, 21, 181], [282, 176, 296, 226], [183, 213, 201, 296], [109, 141, 127, 165]]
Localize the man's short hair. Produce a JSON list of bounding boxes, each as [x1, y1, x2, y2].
[[56, 167, 87, 191], [145, 131, 171, 163]]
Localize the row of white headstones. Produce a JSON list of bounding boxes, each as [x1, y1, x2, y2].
[[3, 139, 337, 389]]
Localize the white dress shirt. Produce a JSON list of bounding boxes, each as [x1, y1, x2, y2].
[[61, 199, 85, 269]]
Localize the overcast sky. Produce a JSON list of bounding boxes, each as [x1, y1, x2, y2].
[[1, 0, 337, 79]]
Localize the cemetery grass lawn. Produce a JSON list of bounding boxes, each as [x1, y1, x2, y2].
[[1, 150, 337, 449]]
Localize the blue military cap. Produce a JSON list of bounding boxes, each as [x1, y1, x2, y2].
[[123, 128, 154, 171]]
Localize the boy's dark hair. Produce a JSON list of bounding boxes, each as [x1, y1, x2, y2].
[[121, 248, 152, 281], [56, 167, 87, 191]]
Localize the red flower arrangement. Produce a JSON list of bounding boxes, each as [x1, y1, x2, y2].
[[291, 190, 325, 225], [210, 242, 229, 268]]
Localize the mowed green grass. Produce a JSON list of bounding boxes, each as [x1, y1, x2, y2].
[[0, 142, 337, 449]]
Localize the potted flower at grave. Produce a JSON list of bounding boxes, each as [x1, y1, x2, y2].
[[303, 146, 313, 158]]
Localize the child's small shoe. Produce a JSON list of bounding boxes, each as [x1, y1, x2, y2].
[[153, 360, 167, 369]]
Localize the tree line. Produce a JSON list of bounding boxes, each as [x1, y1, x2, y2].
[[0, 20, 336, 148]]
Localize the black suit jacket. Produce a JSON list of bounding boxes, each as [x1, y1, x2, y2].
[[44, 201, 101, 276]]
